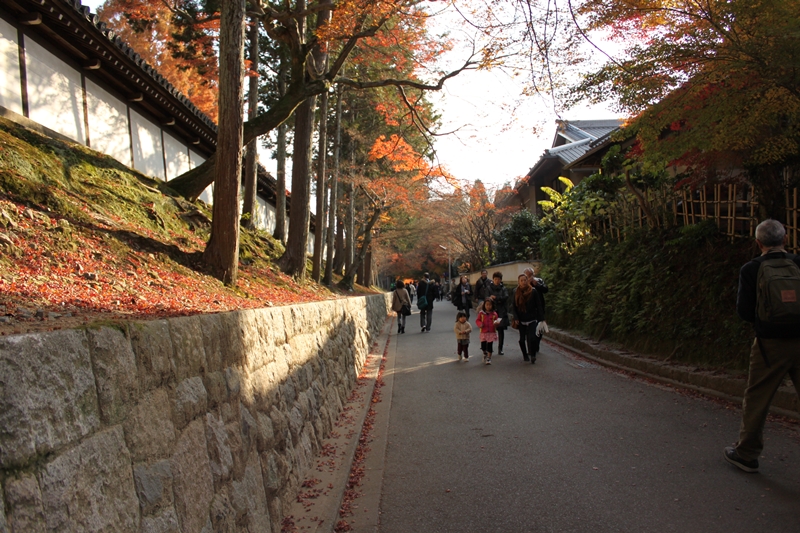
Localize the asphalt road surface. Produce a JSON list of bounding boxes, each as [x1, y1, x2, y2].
[[377, 303, 800, 533]]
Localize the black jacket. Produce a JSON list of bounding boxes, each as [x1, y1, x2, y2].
[[511, 286, 545, 323], [451, 281, 472, 310], [486, 282, 509, 319], [474, 277, 492, 301], [737, 251, 800, 338], [417, 279, 434, 310]]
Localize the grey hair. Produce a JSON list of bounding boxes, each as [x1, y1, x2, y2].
[[755, 219, 786, 247], [523, 267, 534, 276]]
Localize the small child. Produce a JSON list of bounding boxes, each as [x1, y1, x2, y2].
[[453, 311, 472, 361], [476, 300, 500, 365]]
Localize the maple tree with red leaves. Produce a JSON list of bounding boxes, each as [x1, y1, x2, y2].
[[97, 0, 219, 122]]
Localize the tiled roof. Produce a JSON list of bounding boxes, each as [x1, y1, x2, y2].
[[545, 137, 592, 165], [559, 119, 623, 143], [66, 0, 217, 134]]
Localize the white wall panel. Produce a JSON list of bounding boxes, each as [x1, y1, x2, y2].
[[130, 109, 165, 180], [85, 79, 130, 165], [0, 17, 22, 114], [189, 150, 213, 204], [164, 132, 189, 181], [24, 37, 85, 143]]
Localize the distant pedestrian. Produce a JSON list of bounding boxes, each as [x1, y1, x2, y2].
[[476, 299, 500, 365], [408, 281, 416, 304], [724, 219, 800, 473], [417, 273, 434, 332], [391, 280, 411, 335], [474, 269, 492, 309], [486, 271, 509, 355], [451, 275, 473, 319], [435, 281, 443, 301], [511, 274, 545, 364], [454, 311, 472, 361]]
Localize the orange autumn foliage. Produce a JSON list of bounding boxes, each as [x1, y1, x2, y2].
[[97, 0, 219, 122]]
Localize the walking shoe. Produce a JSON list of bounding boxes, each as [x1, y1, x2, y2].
[[531, 356, 536, 364], [487, 357, 492, 365], [482, 353, 487, 363], [498, 351, 504, 355], [723, 447, 759, 473], [458, 353, 463, 361], [523, 355, 530, 362], [421, 327, 425, 333], [464, 355, 469, 360]]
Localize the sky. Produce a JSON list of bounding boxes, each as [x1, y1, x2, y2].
[[79, 1, 622, 191]]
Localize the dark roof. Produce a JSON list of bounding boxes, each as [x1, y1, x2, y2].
[[6, 0, 217, 153], [553, 119, 623, 145]]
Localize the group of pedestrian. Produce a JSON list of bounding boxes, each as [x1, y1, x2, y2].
[[391, 273, 440, 334], [449, 268, 548, 365]]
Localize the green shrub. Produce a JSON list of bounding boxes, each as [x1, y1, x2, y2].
[[542, 224, 756, 370]]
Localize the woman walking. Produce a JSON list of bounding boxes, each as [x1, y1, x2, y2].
[[451, 275, 473, 319], [486, 271, 509, 355], [391, 280, 411, 334], [510, 274, 545, 363]]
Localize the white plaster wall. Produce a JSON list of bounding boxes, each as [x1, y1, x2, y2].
[[130, 109, 165, 180], [24, 37, 85, 143], [189, 150, 213, 204], [257, 197, 278, 234], [0, 17, 22, 114], [164, 132, 189, 181], [85, 79, 131, 165]]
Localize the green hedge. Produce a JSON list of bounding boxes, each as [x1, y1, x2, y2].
[[541, 222, 757, 370]]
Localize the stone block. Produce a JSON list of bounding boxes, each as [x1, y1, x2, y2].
[[86, 326, 140, 425], [259, 451, 286, 497], [133, 460, 174, 516], [225, 367, 243, 400], [168, 316, 208, 382], [218, 311, 248, 366], [170, 419, 213, 533], [255, 412, 275, 453], [231, 448, 271, 533], [225, 420, 246, 482], [123, 389, 176, 462], [39, 426, 140, 532], [4, 474, 46, 532], [128, 320, 173, 391], [287, 406, 304, 444], [209, 491, 237, 533], [140, 507, 180, 533], [239, 404, 258, 457], [203, 371, 228, 408], [269, 408, 288, 449], [0, 485, 7, 533], [194, 313, 225, 373], [249, 365, 277, 413], [0, 331, 100, 468], [173, 377, 208, 430], [205, 412, 233, 487]]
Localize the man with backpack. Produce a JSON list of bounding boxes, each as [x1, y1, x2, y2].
[[724, 219, 800, 473]]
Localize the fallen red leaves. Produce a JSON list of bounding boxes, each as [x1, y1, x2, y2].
[[0, 197, 367, 335]]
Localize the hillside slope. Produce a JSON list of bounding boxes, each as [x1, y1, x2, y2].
[[0, 117, 354, 335]]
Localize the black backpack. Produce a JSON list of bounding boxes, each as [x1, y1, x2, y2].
[[755, 253, 800, 326]]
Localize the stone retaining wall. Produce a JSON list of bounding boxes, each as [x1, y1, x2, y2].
[[0, 294, 391, 533]]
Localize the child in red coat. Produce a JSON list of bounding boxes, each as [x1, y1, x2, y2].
[[476, 299, 500, 365]]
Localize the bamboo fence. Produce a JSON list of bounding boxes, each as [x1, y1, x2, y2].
[[595, 185, 799, 253]]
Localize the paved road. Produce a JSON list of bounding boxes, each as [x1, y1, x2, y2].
[[376, 304, 800, 532]]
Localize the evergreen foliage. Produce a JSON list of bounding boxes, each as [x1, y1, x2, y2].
[[494, 209, 548, 262], [541, 222, 756, 370]]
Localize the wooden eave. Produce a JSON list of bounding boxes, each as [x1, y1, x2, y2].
[[6, 0, 217, 156]]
